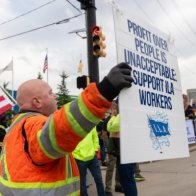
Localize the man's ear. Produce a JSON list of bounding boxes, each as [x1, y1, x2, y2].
[[32, 97, 42, 109]]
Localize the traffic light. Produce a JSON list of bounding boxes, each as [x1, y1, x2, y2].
[[92, 26, 106, 58], [77, 75, 90, 89]]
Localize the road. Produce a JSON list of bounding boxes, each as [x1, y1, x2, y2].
[[88, 146, 196, 196]]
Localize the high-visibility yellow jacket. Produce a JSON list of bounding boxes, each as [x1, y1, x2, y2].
[[107, 114, 120, 138], [0, 83, 111, 196], [107, 114, 120, 156], [73, 128, 100, 162]]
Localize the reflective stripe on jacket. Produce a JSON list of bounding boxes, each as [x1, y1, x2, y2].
[[0, 125, 5, 130], [73, 128, 100, 161], [0, 83, 111, 196]]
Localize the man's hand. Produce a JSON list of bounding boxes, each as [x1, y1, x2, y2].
[[97, 62, 134, 101], [107, 63, 133, 90]]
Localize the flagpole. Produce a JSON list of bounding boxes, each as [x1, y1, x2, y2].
[[46, 48, 48, 83], [11, 57, 14, 98], [0, 86, 17, 105]]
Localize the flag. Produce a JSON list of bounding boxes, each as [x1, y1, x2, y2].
[[78, 60, 83, 74], [0, 60, 13, 74], [43, 54, 48, 73], [0, 88, 13, 115]]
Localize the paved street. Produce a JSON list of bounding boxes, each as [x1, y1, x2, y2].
[[88, 146, 196, 196]]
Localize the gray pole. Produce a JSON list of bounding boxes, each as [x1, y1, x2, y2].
[[78, 0, 99, 83], [85, 0, 99, 83]]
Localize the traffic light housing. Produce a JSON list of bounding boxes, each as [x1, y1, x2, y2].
[[77, 75, 90, 89], [92, 26, 106, 58]]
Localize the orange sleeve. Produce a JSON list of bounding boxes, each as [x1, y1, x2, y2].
[[81, 83, 111, 119]]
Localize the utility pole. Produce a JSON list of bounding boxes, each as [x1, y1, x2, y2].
[[77, 0, 99, 83]]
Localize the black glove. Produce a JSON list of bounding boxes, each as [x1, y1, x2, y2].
[[97, 63, 134, 101]]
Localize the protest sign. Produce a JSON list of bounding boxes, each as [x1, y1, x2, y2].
[[186, 120, 196, 144], [113, 8, 189, 163]]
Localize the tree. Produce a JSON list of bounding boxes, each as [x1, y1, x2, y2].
[[56, 71, 71, 108], [37, 72, 43, 80]]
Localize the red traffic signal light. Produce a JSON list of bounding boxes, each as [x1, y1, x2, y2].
[[92, 26, 106, 58]]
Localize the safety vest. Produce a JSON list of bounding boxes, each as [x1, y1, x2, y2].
[[0, 125, 5, 130], [0, 83, 111, 196], [73, 128, 100, 162], [107, 115, 120, 138]]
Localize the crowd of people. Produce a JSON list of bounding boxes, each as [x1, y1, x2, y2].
[[1, 63, 195, 196]]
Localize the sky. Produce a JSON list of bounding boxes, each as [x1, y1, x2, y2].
[[0, 0, 196, 97]]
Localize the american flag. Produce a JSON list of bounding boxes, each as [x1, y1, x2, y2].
[[43, 54, 48, 73], [0, 88, 13, 115]]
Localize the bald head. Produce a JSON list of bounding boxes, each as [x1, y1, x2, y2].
[[17, 79, 57, 116]]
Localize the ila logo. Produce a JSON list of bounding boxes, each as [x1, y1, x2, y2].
[[148, 112, 171, 153]]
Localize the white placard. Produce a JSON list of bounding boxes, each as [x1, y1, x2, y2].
[[113, 8, 190, 163], [186, 120, 196, 144]]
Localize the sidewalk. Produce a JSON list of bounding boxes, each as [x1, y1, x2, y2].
[[88, 144, 196, 196]]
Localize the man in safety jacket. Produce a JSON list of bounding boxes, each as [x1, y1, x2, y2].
[[0, 63, 134, 196], [73, 127, 105, 196], [107, 114, 137, 196]]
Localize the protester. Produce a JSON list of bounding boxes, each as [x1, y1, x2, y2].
[[191, 99, 196, 110], [0, 63, 133, 196], [104, 101, 123, 196], [96, 120, 108, 166], [73, 127, 105, 196], [134, 163, 145, 182], [107, 112, 137, 196], [183, 94, 195, 120], [0, 116, 7, 153]]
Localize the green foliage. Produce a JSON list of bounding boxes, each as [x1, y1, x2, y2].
[[56, 71, 71, 108], [2, 110, 15, 126]]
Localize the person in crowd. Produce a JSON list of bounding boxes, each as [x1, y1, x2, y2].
[[183, 94, 195, 120], [134, 163, 145, 182], [0, 63, 133, 196], [191, 99, 196, 109], [104, 101, 123, 196], [96, 120, 108, 166], [107, 111, 137, 196], [0, 116, 7, 153], [191, 100, 196, 130], [73, 126, 105, 196]]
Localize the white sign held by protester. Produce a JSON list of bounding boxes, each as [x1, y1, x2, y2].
[[186, 120, 196, 144], [113, 8, 189, 163]]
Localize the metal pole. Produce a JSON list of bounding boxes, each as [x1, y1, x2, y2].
[[77, 0, 99, 83], [85, 0, 99, 83], [78, 0, 99, 83]]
